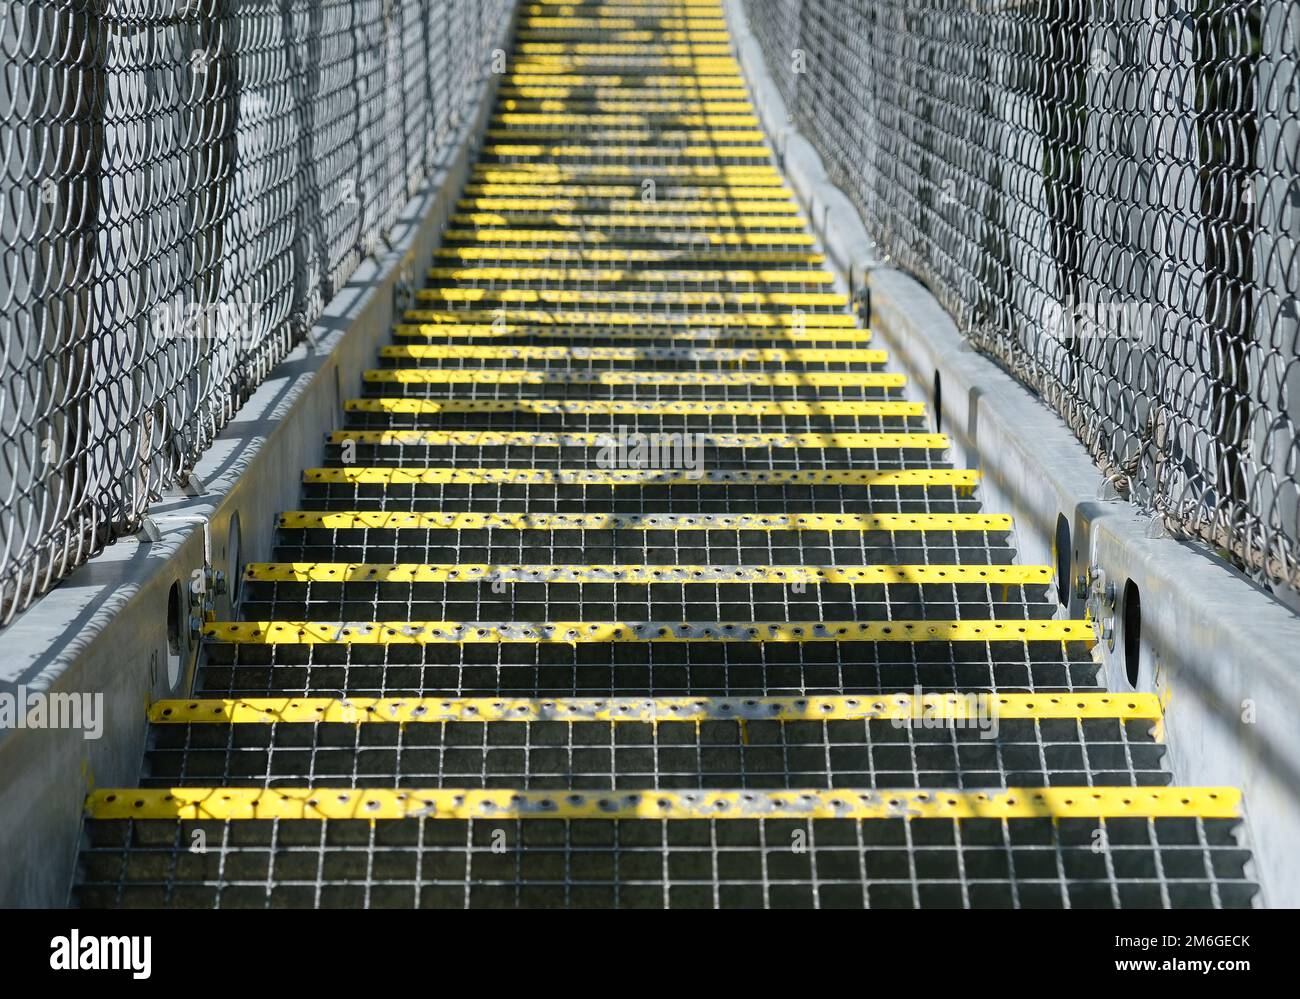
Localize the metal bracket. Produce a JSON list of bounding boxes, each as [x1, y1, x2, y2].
[[1083, 563, 1117, 651]]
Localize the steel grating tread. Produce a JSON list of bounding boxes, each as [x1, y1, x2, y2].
[[73, 0, 1255, 909], [137, 695, 1172, 793], [75, 815, 1254, 909]]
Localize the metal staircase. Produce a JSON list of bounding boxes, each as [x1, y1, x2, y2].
[[72, 0, 1256, 909]]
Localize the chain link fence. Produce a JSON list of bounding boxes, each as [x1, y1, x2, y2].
[[744, 0, 1300, 598], [0, 0, 512, 624]]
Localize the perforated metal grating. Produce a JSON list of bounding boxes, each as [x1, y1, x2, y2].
[[74, 0, 1257, 910]]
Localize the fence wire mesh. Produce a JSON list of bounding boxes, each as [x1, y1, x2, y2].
[[0, 0, 512, 624], [744, 0, 1300, 597]]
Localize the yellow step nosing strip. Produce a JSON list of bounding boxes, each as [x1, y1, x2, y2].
[[504, 72, 744, 80], [392, 328, 871, 344], [276, 511, 1012, 532], [518, 25, 730, 33], [481, 147, 773, 159], [148, 692, 1160, 725], [526, 2, 727, 7], [392, 328, 873, 343], [200, 619, 1091, 645], [510, 57, 739, 65], [507, 45, 746, 51], [501, 82, 746, 89], [325, 430, 942, 448], [527, 1, 728, 5], [513, 32, 732, 38], [509, 54, 739, 60], [424, 264, 835, 280], [517, 31, 730, 36], [84, 786, 1238, 821], [524, 4, 726, 8], [499, 74, 747, 80], [303, 467, 976, 487], [495, 89, 753, 99], [527, 0, 728, 6], [501, 63, 736, 68], [449, 213, 807, 229], [470, 168, 782, 181], [520, 8, 729, 13], [518, 14, 730, 19], [472, 161, 779, 171], [517, 16, 728, 20], [502, 79, 746, 85], [511, 45, 735, 49], [343, 399, 923, 415], [492, 112, 760, 120], [500, 83, 744, 90], [514, 28, 731, 35], [513, 44, 735, 53], [470, 178, 780, 188], [445, 230, 814, 245], [242, 562, 1051, 586], [475, 159, 769, 167], [488, 117, 763, 129], [520, 20, 725, 24], [508, 56, 740, 61], [416, 290, 847, 306], [494, 100, 758, 109], [487, 126, 762, 137], [402, 310, 856, 328], [495, 71, 743, 79], [456, 196, 794, 206], [377, 346, 879, 361], [498, 94, 754, 103], [429, 248, 824, 262], [443, 230, 818, 246], [515, 36, 732, 42], [360, 370, 903, 387], [487, 123, 762, 134], [484, 133, 770, 145], [457, 198, 795, 212], [461, 185, 792, 197], [520, 6, 727, 10], [462, 195, 790, 205], [517, 19, 731, 25], [496, 102, 758, 111], [432, 243, 818, 255]]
